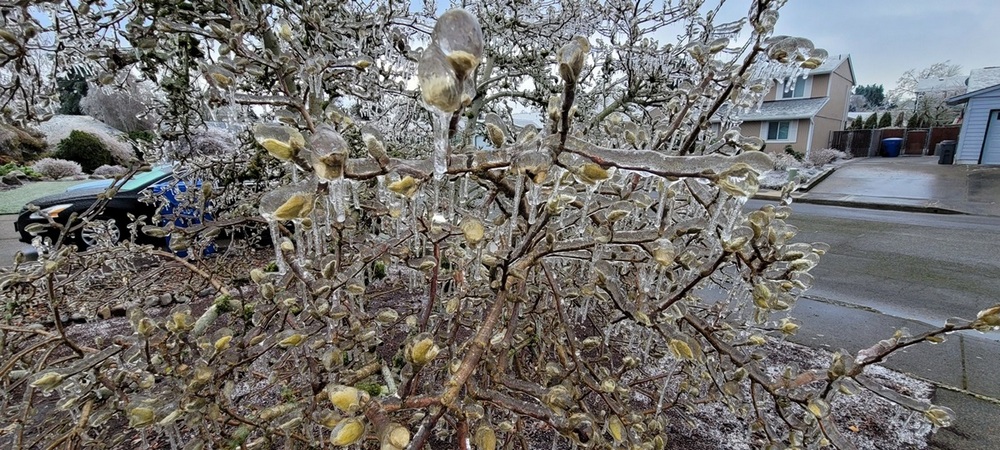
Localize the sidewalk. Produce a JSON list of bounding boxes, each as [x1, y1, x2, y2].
[[758, 156, 1000, 217]]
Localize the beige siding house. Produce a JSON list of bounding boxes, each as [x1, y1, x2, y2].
[[730, 55, 855, 156]]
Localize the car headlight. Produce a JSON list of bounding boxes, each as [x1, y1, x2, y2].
[[29, 204, 73, 220]]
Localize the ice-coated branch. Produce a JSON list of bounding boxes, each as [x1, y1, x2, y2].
[[342, 135, 773, 182]]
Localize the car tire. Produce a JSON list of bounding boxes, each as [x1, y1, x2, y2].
[[76, 216, 129, 249]]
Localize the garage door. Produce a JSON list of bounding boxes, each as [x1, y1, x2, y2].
[[983, 110, 1000, 165]]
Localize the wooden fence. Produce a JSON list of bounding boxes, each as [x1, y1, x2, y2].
[[829, 126, 961, 157]]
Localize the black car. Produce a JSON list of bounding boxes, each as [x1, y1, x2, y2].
[[14, 167, 179, 249]]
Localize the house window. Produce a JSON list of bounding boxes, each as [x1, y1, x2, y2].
[[781, 79, 806, 99], [767, 120, 793, 141]]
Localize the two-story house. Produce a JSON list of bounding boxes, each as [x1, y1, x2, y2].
[[724, 55, 855, 156]]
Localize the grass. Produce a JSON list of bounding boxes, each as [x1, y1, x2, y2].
[[0, 181, 87, 214]]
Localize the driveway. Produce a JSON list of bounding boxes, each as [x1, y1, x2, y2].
[[0, 180, 88, 264], [801, 156, 1000, 216], [0, 214, 34, 264]]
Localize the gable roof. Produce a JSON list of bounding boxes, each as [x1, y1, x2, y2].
[[967, 67, 1000, 92], [809, 54, 855, 85], [723, 97, 830, 122], [947, 83, 1000, 105], [915, 75, 968, 93]]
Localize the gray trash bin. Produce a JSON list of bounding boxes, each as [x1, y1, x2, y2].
[[937, 140, 956, 165]]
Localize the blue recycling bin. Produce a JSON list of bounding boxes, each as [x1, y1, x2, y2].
[[882, 138, 903, 157]]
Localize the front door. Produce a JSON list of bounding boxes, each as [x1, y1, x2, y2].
[[983, 110, 1000, 165]]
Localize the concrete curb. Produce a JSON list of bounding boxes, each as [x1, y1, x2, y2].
[[797, 166, 837, 192], [794, 197, 967, 215]]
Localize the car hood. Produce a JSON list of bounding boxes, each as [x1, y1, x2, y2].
[[22, 187, 126, 209], [65, 179, 115, 192]]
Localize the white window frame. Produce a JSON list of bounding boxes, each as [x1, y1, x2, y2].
[[761, 120, 798, 143], [778, 77, 810, 99]]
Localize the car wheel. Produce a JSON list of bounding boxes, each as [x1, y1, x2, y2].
[[77, 216, 128, 249]]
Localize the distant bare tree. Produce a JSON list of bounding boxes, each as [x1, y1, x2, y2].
[[888, 61, 964, 105], [80, 79, 158, 133]]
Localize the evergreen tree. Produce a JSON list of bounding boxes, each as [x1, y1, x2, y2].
[[56, 70, 89, 115], [854, 84, 886, 108], [878, 112, 893, 128], [849, 115, 864, 130], [893, 111, 905, 127], [863, 113, 878, 129]]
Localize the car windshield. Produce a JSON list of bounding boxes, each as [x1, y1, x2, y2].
[[121, 168, 171, 191]]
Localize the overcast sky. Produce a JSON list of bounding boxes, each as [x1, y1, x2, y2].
[[751, 0, 998, 90]]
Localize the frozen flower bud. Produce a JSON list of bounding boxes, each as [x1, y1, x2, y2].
[[331, 418, 366, 446], [779, 318, 800, 335], [976, 304, 1000, 326], [387, 176, 420, 198], [381, 422, 411, 449], [517, 124, 539, 143], [278, 333, 305, 348], [206, 64, 235, 88], [557, 36, 590, 83], [376, 309, 400, 324], [474, 425, 497, 450], [459, 216, 485, 246], [418, 45, 463, 113], [668, 339, 694, 360], [800, 58, 822, 69], [309, 125, 351, 180], [752, 283, 772, 309], [253, 124, 305, 160], [272, 193, 314, 221], [575, 163, 611, 184], [407, 334, 441, 366], [191, 305, 220, 337], [328, 384, 369, 413], [652, 239, 676, 267], [925, 406, 955, 428], [545, 384, 575, 411], [484, 113, 507, 148], [717, 163, 760, 198], [431, 9, 484, 81], [30, 372, 65, 391], [250, 268, 265, 284], [580, 336, 601, 351], [708, 37, 730, 54], [168, 310, 193, 332], [214, 335, 233, 352], [129, 407, 156, 428], [608, 415, 625, 442], [547, 95, 562, 123], [362, 126, 389, 165], [259, 403, 297, 421], [511, 150, 553, 184], [136, 317, 156, 336]]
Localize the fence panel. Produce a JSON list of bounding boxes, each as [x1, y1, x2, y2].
[[903, 129, 928, 155], [829, 126, 961, 157], [927, 125, 961, 155]]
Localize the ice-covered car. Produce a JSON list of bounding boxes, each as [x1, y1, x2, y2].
[[14, 167, 211, 250]]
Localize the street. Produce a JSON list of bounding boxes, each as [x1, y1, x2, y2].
[[0, 214, 32, 265], [763, 200, 1000, 328], [746, 200, 1000, 450]]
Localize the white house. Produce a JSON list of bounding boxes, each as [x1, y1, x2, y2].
[[947, 83, 1000, 164], [948, 67, 1000, 164]]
